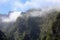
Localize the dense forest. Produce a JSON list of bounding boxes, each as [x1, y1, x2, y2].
[[0, 9, 60, 40]]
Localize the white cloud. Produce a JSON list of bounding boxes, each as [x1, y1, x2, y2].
[[11, 0, 41, 11], [11, 0, 60, 11], [45, 0, 60, 3], [2, 11, 22, 22], [1, 0, 60, 22], [0, 0, 9, 3]]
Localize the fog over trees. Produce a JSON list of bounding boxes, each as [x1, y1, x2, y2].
[[0, 8, 60, 40]]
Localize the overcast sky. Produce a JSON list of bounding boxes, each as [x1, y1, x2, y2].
[[0, 0, 60, 14]]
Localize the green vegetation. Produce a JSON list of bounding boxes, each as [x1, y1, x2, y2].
[[1, 9, 60, 40]]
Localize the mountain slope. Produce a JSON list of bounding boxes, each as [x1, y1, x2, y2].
[[5, 9, 60, 40], [0, 9, 60, 40]]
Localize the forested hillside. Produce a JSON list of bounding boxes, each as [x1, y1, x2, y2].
[[0, 9, 60, 40]]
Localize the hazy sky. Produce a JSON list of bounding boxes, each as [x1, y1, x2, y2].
[[0, 0, 60, 14]]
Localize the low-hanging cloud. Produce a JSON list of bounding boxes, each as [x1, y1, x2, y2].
[[1, 0, 60, 22], [2, 11, 21, 22]]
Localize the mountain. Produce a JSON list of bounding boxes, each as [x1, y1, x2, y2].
[[4, 8, 60, 40], [0, 8, 60, 40]]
